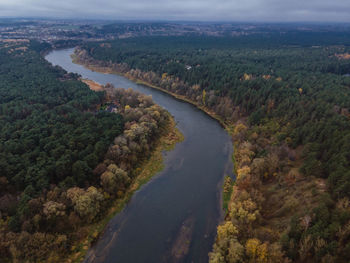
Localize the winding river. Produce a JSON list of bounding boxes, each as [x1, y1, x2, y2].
[[45, 48, 234, 263]]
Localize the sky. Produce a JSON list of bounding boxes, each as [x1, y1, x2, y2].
[[0, 0, 350, 22]]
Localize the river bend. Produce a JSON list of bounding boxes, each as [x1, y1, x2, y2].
[[45, 48, 233, 263]]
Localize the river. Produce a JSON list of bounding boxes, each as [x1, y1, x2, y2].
[[45, 48, 234, 263]]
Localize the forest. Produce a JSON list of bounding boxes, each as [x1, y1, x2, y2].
[[0, 40, 172, 262], [76, 34, 350, 262]]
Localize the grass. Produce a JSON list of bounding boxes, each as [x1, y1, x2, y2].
[[222, 176, 234, 213], [260, 174, 325, 234]]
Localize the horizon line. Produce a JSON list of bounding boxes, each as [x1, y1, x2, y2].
[[1, 16, 350, 25]]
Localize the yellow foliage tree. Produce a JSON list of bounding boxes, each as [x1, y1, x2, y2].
[[210, 221, 244, 263], [67, 186, 104, 222], [234, 123, 247, 134], [217, 221, 238, 241], [243, 73, 252, 81], [101, 164, 129, 194], [227, 239, 244, 263], [233, 123, 248, 142], [208, 250, 224, 263], [237, 166, 251, 180], [276, 77, 282, 82], [43, 201, 66, 219], [245, 238, 268, 263], [223, 176, 233, 193], [229, 196, 260, 227], [202, 89, 207, 106]]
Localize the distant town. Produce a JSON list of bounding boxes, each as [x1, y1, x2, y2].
[[2, 18, 350, 46]]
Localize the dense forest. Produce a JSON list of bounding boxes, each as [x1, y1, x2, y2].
[[0, 40, 173, 262], [76, 34, 350, 262]]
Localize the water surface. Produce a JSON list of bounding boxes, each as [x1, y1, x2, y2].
[[46, 49, 233, 263]]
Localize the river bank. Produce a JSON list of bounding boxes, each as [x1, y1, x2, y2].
[[70, 52, 241, 261], [69, 119, 183, 263], [71, 52, 233, 133], [72, 50, 238, 193], [47, 48, 234, 263], [70, 47, 329, 263], [72, 50, 238, 220], [72, 50, 238, 212], [65, 80, 183, 263]]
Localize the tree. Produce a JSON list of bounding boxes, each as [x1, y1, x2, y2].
[[227, 239, 244, 263], [210, 221, 244, 263], [202, 90, 207, 106], [67, 186, 104, 222], [100, 164, 129, 194], [72, 160, 91, 184], [245, 238, 268, 263], [43, 201, 66, 219], [217, 221, 238, 241], [229, 192, 260, 232]]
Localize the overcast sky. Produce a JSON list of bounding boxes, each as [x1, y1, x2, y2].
[[0, 0, 350, 22]]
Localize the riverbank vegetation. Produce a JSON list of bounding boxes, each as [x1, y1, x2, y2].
[[0, 41, 181, 262], [75, 34, 350, 262]]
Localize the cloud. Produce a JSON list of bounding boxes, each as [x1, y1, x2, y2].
[[0, 0, 350, 22]]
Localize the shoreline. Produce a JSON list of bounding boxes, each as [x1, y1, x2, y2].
[[72, 53, 237, 210], [72, 51, 237, 211], [50, 44, 337, 263], [66, 79, 184, 263], [71, 53, 234, 134]]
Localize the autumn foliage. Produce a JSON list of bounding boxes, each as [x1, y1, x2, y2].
[[0, 45, 171, 263], [76, 37, 350, 263]]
